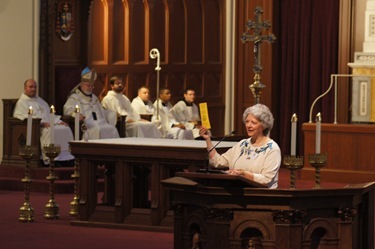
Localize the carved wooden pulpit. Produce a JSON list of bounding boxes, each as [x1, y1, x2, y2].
[[162, 172, 375, 249]]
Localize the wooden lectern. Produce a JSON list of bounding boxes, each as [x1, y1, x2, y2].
[[162, 172, 375, 249]]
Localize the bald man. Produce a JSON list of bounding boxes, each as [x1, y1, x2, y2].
[[13, 79, 75, 166]]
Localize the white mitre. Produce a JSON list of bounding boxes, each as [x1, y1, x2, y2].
[[81, 67, 97, 84]]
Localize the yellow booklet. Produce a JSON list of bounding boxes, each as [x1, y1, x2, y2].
[[199, 102, 211, 129]]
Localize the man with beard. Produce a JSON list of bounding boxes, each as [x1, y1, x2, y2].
[[63, 67, 119, 140], [101, 76, 161, 138]]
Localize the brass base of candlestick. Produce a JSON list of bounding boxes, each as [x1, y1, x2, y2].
[[69, 159, 80, 216], [19, 202, 34, 222], [18, 145, 38, 222], [44, 199, 59, 219], [309, 153, 328, 188], [43, 144, 61, 219], [283, 155, 304, 189], [249, 73, 266, 104]]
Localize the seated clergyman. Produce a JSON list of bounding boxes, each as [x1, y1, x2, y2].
[[101, 75, 162, 138], [63, 67, 119, 140], [13, 79, 75, 166]]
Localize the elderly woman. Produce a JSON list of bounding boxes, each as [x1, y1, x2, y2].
[[199, 104, 281, 188]]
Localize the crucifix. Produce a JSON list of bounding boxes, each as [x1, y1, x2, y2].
[[241, 6, 276, 104]]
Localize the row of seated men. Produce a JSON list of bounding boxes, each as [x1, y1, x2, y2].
[[13, 67, 202, 166]]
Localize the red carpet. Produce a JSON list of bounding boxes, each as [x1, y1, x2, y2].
[[0, 190, 173, 249]]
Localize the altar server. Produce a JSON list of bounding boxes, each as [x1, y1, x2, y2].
[[153, 87, 194, 139], [131, 86, 156, 116], [170, 88, 201, 138]]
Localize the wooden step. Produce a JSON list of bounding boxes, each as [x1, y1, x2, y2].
[[0, 165, 104, 193]]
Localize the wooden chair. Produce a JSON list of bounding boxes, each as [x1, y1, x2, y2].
[[2, 99, 42, 167], [116, 115, 127, 138], [140, 114, 152, 122]]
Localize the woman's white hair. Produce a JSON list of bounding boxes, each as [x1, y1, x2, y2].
[[242, 104, 274, 136]]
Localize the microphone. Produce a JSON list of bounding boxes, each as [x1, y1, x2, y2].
[[199, 130, 237, 173], [208, 130, 237, 153]]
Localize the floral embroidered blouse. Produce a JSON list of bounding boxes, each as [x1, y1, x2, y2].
[[210, 138, 281, 188]]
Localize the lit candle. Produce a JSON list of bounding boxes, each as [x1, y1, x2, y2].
[[26, 106, 33, 146], [75, 105, 80, 141], [290, 113, 297, 156], [315, 112, 322, 154], [50, 105, 55, 145]]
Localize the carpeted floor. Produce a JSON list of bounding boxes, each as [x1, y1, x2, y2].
[[0, 190, 173, 249]]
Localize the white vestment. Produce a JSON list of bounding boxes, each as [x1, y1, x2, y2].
[[64, 87, 119, 140], [102, 91, 161, 138], [153, 99, 194, 139], [170, 100, 201, 138], [13, 93, 75, 163], [131, 96, 155, 115]]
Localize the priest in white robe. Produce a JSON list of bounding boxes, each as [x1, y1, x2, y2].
[[63, 67, 119, 140], [170, 88, 201, 138], [13, 79, 75, 165], [154, 87, 194, 139], [101, 76, 161, 138], [131, 86, 156, 116]]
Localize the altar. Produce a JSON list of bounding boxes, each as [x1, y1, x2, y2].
[[69, 137, 237, 231]]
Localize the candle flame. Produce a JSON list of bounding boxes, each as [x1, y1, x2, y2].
[[291, 113, 298, 122], [316, 112, 322, 122], [50, 105, 56, 114], [75, 105, 80, 113], [28, 106, 33, 115]]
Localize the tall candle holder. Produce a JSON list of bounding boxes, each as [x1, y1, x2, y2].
[[18, 145, 38, 222], [43, 144, 61, 219], [283, 155, 304, 189], [308, 153, 328, 188], [69, 159, 80, 216]]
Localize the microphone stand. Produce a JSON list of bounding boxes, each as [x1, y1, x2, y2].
[[201, 131, 236, 173]]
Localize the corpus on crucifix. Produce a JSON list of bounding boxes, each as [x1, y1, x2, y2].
[[241, 6, 276, 104]]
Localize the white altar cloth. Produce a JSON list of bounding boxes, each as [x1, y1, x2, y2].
[[80, 137, 238, 149]]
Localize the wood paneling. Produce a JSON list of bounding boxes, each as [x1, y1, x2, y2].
[[302, 123, 375, 183], [88, 0, 226, 135]]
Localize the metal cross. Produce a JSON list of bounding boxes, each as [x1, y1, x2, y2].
[[241, 6, 276, 104]]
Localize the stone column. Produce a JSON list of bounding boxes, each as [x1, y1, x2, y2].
[[348, 0, 375, 123]]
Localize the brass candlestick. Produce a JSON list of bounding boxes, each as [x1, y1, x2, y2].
[[43, 144, 61, 219], [309, 153, 328, 188], [69, 159, 80, 216], [283, 155, 304, 189], [81, 122, 88, 141], [18, 145, 38, 222]]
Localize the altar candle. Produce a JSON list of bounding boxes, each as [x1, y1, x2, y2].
[[315, 112, 322, 154], [26, 106, 33, 146], [75, 105, 80, 141], [290, 113, 297, 156], [50, 105, 55, 145]]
